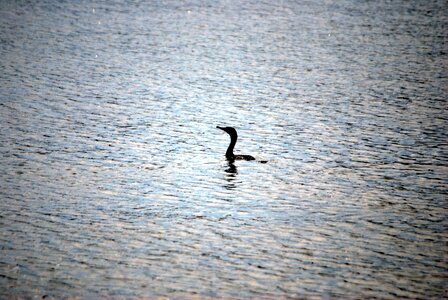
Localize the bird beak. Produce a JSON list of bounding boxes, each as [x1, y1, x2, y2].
[[217, 126, 225, 131]]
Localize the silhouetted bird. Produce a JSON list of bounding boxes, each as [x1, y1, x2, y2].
[[217, 126, 256, 161]]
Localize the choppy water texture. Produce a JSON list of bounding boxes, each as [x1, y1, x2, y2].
[[1, 0, 447, 298]]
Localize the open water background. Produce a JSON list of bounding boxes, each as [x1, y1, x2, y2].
[[1, 0, 447, 298]]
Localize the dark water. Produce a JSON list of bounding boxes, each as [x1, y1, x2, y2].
[[1, 0, 447, 298]]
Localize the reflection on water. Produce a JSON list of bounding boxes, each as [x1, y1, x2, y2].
[[0, 0, 447, 298], [224, 162, 238, 190]]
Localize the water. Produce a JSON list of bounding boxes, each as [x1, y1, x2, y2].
[[1, 0, 447, 298]]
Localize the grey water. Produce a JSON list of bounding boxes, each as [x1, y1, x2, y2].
[[1, 0, 447, 298]]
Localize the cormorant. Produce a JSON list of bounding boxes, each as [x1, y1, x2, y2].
[[217, 126, 256, 161]]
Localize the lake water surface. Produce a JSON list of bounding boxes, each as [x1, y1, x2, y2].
[[1, 0, 447, 298]]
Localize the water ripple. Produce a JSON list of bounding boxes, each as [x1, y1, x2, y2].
[[1, 0, 447, 298]]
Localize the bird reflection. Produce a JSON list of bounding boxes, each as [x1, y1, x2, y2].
[[225, 161, 237, 174], [223, 161, 238, 190]]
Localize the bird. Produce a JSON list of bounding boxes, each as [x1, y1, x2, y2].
[[217, 126, 256, 161]]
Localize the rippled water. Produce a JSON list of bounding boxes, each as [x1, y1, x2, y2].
[[1, 0, 447, 298]]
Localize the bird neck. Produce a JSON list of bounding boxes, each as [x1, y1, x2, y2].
[[226, 135, 237, 158]]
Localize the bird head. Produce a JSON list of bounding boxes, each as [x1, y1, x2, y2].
[[217, 126, 237, 136]]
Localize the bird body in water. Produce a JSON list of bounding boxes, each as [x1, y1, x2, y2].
[[217, 126, 256, 161]]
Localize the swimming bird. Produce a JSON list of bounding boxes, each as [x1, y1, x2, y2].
[[217, 126, 256, 161]]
